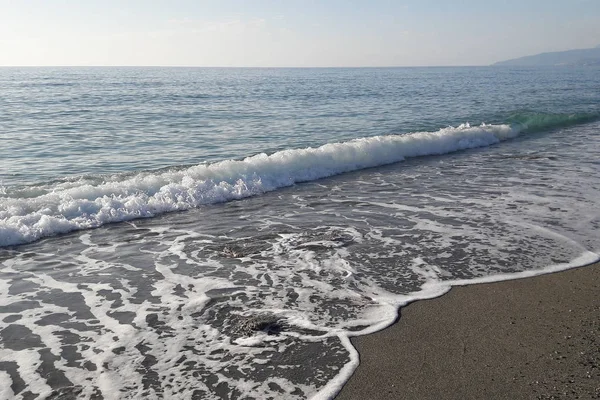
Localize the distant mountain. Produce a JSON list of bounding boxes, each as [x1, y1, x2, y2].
[[493, 46, 600, 66]]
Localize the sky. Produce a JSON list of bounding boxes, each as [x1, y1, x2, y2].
[[0, 0, 599, 67]]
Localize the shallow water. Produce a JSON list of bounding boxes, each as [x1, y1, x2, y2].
[[1, 67, 599, 399]]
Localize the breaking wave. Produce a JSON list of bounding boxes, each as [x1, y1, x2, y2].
[[0, 112, 597, 247]]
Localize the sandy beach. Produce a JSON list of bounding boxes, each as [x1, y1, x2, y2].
[[336, 262, 600, 400]]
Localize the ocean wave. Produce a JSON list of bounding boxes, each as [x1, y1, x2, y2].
[[508, 111, 600, 133], [0, 113, 595, 247]]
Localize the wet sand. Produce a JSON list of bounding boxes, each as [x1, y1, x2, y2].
[[336, 263, 600, 400]]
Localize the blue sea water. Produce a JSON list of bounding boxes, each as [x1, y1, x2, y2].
[[0, 67, 599, 399]]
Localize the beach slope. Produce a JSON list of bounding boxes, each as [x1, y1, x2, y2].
[[336, 263, 600, 400]]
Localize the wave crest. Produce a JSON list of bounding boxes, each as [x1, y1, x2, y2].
[[509, 111, 600, 133], [0, 120, 567, 247]]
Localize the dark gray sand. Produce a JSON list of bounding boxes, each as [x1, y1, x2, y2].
[[336, 263, 600, 400]]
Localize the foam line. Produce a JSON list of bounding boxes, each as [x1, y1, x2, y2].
[[314, 250, 600, 399]]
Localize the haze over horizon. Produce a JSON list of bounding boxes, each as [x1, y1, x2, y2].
[[1, 0, 599, 67]]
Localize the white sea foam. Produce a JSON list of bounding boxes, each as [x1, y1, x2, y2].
[[0, 123, 519, 247], [1, 219, 598, 399], [0, 371, 14, 400]]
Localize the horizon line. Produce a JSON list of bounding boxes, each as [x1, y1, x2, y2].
[[0, 64, 498, 69]]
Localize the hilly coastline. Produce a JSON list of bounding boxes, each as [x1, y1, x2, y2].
[[493, 45, 600, 66]]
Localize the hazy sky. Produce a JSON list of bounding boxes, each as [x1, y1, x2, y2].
[[1, 0, 599, 67]]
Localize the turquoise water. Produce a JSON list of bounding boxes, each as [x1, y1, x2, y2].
[[2, 67, 599, 185], [0, 67, 599, 399]]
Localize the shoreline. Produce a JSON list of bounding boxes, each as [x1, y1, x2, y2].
[[335, 262, 600, 399]]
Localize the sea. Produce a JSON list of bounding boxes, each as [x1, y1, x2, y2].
[[1, 66, 599, 400]]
